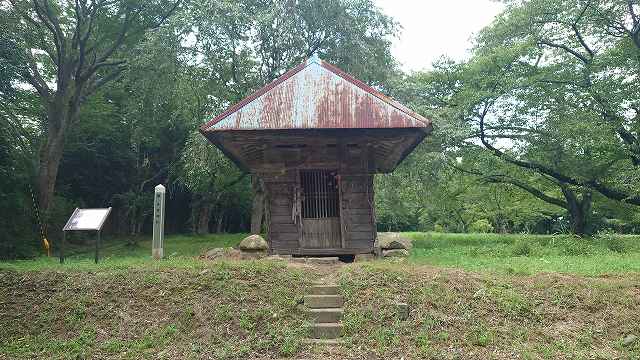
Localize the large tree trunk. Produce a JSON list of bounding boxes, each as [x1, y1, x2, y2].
[[250, 176, 265, 234], [561, 186, 593, 236], [37, 93, 79, 224], [196, 204, 212, 234], [215, 214, 224, 233], [37, 132, 65, 220]]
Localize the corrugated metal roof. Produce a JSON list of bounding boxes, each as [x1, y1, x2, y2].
[[200, 55, 430, 132]]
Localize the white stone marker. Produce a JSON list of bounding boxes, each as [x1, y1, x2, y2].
[[152, 184, 166, 260]]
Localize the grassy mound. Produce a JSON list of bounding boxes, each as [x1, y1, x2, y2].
[[2, 260, 640, 359], [2, 232, 640, 359], [0, 261, 314, 359], [337, 263, 640, 359]]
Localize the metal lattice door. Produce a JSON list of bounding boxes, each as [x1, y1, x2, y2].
[[300, 170, 342, 249]]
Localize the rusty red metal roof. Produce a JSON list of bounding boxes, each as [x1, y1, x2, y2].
[[200, 55, 431, 132]]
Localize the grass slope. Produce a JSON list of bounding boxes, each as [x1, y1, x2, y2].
[[2, 232, 640, 359], [0, 261, 313, 359]]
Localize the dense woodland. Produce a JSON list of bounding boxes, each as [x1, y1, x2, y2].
[[1, 0, 640, 259]]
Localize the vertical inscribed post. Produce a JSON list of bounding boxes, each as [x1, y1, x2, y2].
[[152, 184, 166, 260]]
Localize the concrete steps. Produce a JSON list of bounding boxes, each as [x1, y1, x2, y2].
[[309, 308, 343, 323], [312, 322, 342, 339], [303, 338, 342, 346], [304, 294, 344, 308], [305, 284, 343, 342]]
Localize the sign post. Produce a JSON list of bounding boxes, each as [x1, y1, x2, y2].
[[152, 184, 165, 260], [61, 207, 112, 264]]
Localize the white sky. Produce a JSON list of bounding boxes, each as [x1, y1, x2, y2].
[[375, 0, 505, 72]]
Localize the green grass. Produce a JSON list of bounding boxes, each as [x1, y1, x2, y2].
[[405, 232, 640, 275], [0, 233, 245, 272], [4, 232, 640, 275]]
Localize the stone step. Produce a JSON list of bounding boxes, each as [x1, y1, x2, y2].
[[304, 295, 344, 309], [308, 284, 339, 295], [303, 338, 343, 346], [311, 323, 342, 339], [292, 257, 340, 265], [309, 308, 343, 323]]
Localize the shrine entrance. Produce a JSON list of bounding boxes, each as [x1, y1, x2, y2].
[[300, 170, 342, 249]]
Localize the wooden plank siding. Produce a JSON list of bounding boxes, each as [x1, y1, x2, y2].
[[260, 147, 377, 255], [263, 174, 300, 252], [339, 175, 376, 251]]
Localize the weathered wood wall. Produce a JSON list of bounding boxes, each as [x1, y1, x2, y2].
[[339, 174, 375, 253], [262, 171, 299, 253], [260, 148, 376, 255]]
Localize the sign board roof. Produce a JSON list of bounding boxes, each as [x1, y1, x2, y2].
[[63, 208, 112, 231]]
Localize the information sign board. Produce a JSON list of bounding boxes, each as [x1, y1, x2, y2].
[[63, 208, 112, 231], [61, 207, 112, 264]]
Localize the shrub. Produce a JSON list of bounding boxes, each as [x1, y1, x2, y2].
[[560, 236, 596, 256], [596, 230, 626, 253], [512, 240, 531, 256], [433, 223, 446, 233], [469, 219, 494, 234]]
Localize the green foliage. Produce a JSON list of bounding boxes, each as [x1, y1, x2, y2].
[[597, 230, 627, 254], [512, 239, 531, 257], [469, 219, 494, 234], [379, 0, 640, 236], [1, 0, 400, 248], [3, 0, 640, 255]]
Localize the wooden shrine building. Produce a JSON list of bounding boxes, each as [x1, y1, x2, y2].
[[200, 55, 432, 256]]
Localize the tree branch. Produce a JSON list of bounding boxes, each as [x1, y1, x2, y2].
[[86, 65, 126, 96], [477, 101, 640, 205], [30, 0, 62, 66], [571, 0, 594, 59], [22, 50, 51, 98], [539, 39, 590, 64], [482, 174, 568, 209], [446, 158, 568, 209]]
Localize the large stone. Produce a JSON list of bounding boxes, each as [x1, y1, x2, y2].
[[377, 232, 413, 250], [203, 248, 225, 260], [241, 251, 267, 260], [623, 334, 638, 347], [382, 249, 409, 258], [239, 234, 268, 251], [202, 247, 241, 260], [395, 302, 409, 320]]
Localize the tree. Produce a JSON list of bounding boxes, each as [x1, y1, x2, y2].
[[470, 0, 640, 205], [4, 0, 180, 234], [389, 0, 640, 234], [174, 133, 250, 234]]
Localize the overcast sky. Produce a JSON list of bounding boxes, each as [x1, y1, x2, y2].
[[375, 0, 505, 72]]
